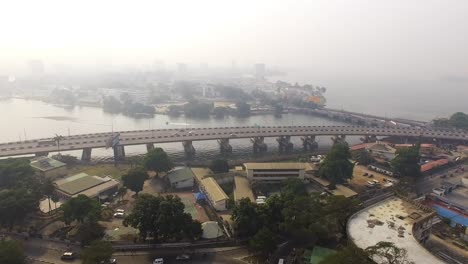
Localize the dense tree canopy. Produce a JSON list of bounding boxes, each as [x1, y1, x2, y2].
[[248, 227, 277, 255], [318, 142, 354, 186], [0, 158, 35, 189], [143, 148, 174, 175], [391, 144, 421, 178], [365, 241, 414, 264], [0, 188, 38, 228], [121, 167, 148, 195], [320, 244, 373, 264], [123, 194, 202, 241], [81, 240, 113, 264], [433, 112, 468, 130], [0, 240, 27, 264], [231, 198, 263, 238], [209, 159, 229, 173], [354, 150, 375, 165], [61, 194, 101, 224], [184, 100, 213, 118]]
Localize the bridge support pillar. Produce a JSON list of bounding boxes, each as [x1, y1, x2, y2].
[[146, 143, 154, 152], [35, 152, 49, 157], [217, 138, 232, 154], [81, 147, 92, 161], [301, 135, 318, 151], [360, 134, 377, 143], [113, 145, 126, 162], [277, 136, 293, 152], [331, 135, 347, 145], [251, 137, 267, 153], [183, 141, 196, 156]]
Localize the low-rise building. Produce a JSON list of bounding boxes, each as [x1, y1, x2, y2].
[[368, 164, 394, 177], [54, 172, 119, 200], [233, 176, 254, 203], [244, 162, 313, 182], [30, 156, 66, 179], [167, 167, 195, 189], [191, 168, 229, 211], [421, 159, 449, 174]]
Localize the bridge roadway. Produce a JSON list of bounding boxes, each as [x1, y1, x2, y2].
[[0, 125, 467, 158]]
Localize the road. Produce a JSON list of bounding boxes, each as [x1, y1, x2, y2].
[[17, 236, 248, 264], [1, 125, 467, 158], [415, 163, 467, 194]]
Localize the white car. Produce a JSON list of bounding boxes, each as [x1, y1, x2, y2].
[[153, 258, 164, 264], [113, 212, 125, 218], [115, 209, 125, 213]]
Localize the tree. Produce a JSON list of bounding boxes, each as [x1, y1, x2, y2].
[[323, 195, 360, 236], [117, 186, 127, 201], [61, 194, 101, 224], [0, 240, 27, 264], [354, 150, 375, 165], [281, 178, 307, 199], [433, 112, 468, 129], [81, 240, 113, 264], [0, 189, 38, 228], [231, 198, 262, 238], [318, 142, 354, 186], [121, 167, 148, 196], [102, 96, 122, 113], [124, 194, 201, 241], [51, 192, 60, 210], [248, 227, 277, 256], [209, 159, 229, 173], [143, 148, 173, 175], [365, 241, 414, 264], [53, 134, 64, 154], [320, 244, 373, 264], [42, 178, 55, 214], [0, 158, 35, 189], [391, 144, 420, 178], [76, 221, 105, 246]]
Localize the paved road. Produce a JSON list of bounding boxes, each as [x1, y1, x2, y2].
[[416, 163, 467, 194], [1, 125, 467, 157]]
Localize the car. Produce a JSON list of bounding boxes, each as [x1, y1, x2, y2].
[[61, 252, 76, 260], [363, 172, 369, 176], [176, 254, 191, 260], [113, 212, 125, 218], [100, 259, 117, 264], [153, 258, 164, 264], [115, 209, 125, 213], [230, 133, 237, 137]]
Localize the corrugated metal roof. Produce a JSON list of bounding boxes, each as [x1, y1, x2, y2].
[[244, 162, 306, 170], [30, 157, 66, 171], [201, 177, 228, 202], [233, 176, 254, 202], [421, 159, 449, 172], [56, 173, 105, 195], [167, 168, 195, 184]]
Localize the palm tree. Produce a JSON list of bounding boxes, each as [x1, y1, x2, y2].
[[54, 134, 65, 154]]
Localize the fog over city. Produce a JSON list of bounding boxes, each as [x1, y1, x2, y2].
[[1, 0, 467, 119]]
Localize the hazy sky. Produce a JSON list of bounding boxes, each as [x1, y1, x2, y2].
[[1, 0, 467, 77]]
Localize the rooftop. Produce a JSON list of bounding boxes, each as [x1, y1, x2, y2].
[[421, 159, 449, 173], [348, 197, 443, 264], [201, 177, 228, 202], [55, 173, 119, 197], [167, 167, 195, 184], [331, 184, 358, 198], [30, 156, 66, 171], [191, 167, 212, 182], [233, 176, 254, 202], [244, 162, 307, 170]]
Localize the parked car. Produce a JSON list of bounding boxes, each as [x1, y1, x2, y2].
[[176, 254, 191, 260], [115, 209, 125, 213], [113, 212, 125, 218], [61, 252, 76, 260], [153, 258, 164, 264]]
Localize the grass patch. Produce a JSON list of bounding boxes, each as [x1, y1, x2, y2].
[[66, 163, 131, 180]]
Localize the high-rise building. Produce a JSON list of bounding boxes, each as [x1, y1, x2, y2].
[[255, 63, 266, 80]]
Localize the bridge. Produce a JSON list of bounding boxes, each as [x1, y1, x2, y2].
[[0, 125, 467, 160]]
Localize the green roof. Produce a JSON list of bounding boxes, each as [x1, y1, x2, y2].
[[167, 168, 195, 184], [30, 157, 66, 171], [55, 173, 105, 195], [304, 247, 336, 264]]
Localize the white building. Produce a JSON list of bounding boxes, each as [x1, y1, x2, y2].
[[244, 163, 312, 182], [167, 167, 195, 189]]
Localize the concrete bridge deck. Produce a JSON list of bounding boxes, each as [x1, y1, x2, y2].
[[0, 125, 467, 158]]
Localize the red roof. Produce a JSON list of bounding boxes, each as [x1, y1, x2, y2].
[[350, 143, 368, 151], [421, 159, 449, 173]]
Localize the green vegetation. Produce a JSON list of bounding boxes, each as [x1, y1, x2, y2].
[[320, 244, 372, 264], [121, 167, 148, 196], [123, 194, 202, 242], [248, 227, 277, 255], [184, 100, 213, 118], [231, 178, 360, 257], [81, 240, 113, 264], [209, 159, 229, 173], [318, 142, 354, 187], [353, 150, 375, 166], [433, 112, 468, 130], [391, 144, 421, 177], [365, 241, 413, 264], [102, 95, 155, 116], [61, 194, 101, 224], [0, 240, 27, 264], [143, 148, 174, 175], [235, 101, 251, 117]]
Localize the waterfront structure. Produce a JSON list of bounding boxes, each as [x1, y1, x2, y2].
[[30, 156, 66, 179], [243, 162, 313, 182], [167, 167, 195, 189], [191, 168, 229, 211], [348, 196, 442, 264], [54, 172, 119, 200], [1, 125, 467, 161], [233, 175, 254, 203]]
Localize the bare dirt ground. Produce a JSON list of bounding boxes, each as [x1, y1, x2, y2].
[[350, 165, 399, 193]]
